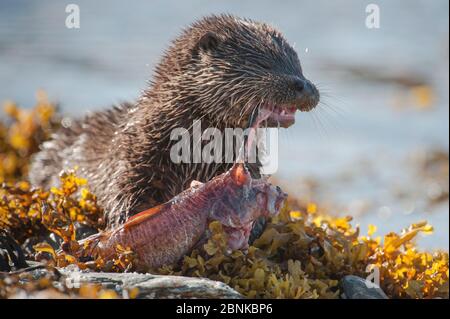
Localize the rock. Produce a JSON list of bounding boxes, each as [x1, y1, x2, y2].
[[340, 275, 388, 299], [0, 230, 29, 271], [74, 223, 99, 240], [21, 233, 62, 257], [10, 289, 72, 299], [59, 269, 243, 299], [249, 216, 267, 244]]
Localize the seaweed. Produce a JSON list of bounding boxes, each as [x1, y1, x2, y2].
[[158, 203, 448, 299], [0, 91, 60, 183]]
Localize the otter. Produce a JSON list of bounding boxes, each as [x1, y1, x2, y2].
[[29, 14, 319, 228]]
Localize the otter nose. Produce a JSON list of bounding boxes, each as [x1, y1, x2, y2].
[[291, 77, 319, 111], [292, 78, 305, 93], [292, 77, 315, 97]]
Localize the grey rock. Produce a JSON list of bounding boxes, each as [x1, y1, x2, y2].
[[59, 268, 243, 299], [340, 275, 388, 299]]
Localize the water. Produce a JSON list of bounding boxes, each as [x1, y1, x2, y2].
[[0, 0, 448, 250]]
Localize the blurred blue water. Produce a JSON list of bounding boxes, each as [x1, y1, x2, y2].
[[0, 0, 448, 249]]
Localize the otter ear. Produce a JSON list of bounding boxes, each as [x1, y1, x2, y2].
[[194, 32, 220, 54], [230, 163, 250, 186]]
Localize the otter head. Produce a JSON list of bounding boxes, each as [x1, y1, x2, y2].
[[150, 14, 319, 129]]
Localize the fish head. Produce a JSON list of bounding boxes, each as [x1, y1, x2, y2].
[[208, 163, 287, 250]]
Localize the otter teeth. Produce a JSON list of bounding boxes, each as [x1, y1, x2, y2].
[[258, 104, 297, 128]]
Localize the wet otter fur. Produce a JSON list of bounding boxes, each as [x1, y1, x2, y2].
[[29, 14, 319, 228]]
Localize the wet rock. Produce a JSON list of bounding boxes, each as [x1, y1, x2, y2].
[[21, 233, 63, 258], [0, 230, 28, 271], [74, 223, 99, 240], [340, 275, 388, 299], [59, 269, 243, 299]]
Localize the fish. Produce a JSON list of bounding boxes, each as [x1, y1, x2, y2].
[[76, 163, 287, 269]]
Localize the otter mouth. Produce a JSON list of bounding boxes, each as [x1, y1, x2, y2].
[[255, 104, 297, 128], [265, 104, 297, 128]]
